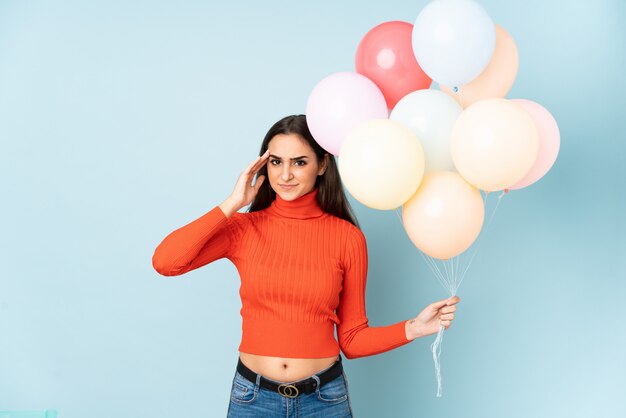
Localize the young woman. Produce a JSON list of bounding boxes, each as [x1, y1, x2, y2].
[[152, 114, 460, 417]]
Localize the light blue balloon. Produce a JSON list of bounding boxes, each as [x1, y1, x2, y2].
[[390, 90, 463, 173], [412, 0, 496, 87]]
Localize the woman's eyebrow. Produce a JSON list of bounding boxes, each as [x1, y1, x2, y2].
[[269, 154, 309, 160]]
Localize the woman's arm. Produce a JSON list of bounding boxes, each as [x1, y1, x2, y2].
[[152, 149, 269, 276], [151, 201, 237, 276], [336, 227, 414, 359]]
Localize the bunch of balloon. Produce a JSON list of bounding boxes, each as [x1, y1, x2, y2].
[[304, 0, 560, 398], [407, 0, 560, 397]]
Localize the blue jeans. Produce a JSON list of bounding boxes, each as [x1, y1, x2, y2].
[[226, 358, 354, 417]]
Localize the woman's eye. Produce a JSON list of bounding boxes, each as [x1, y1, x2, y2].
[[270, 160, 306, 166]]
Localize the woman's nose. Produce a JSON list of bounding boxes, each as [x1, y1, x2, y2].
[[281, 164, 293, 181]]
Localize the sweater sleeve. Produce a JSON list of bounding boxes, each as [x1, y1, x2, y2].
[[336, 227, 412, 359], [152, 205, 236, 276]]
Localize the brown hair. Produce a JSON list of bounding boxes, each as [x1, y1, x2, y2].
[[248, 114, 360, 228]]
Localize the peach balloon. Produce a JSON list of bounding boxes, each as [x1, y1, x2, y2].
[[338, 119, 425, 210], [402, 171, 484, 260], [440, 25, 519, 108], [508, 99, 561, 190], [451, 98, 539, 192]]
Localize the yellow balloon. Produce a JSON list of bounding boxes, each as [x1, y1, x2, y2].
[[440, 25, 519, 108], [451, 98, 538, 191], [402, 171, 484, 260], [338, 119, 425, 210]]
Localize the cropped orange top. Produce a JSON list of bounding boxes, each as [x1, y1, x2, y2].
[[152, 187, 412, 359]]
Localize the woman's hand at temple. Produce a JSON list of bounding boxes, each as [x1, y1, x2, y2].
[[405, 296, 461, 341], [219, 149, 270, 217]]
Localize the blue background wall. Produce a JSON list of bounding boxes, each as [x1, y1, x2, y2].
[[1, 1, 624, 417]]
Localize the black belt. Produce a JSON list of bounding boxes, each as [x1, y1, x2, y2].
[[236, 354, 343, 398]]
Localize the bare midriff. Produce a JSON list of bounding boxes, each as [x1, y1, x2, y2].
[[239, 351, 340, 383]]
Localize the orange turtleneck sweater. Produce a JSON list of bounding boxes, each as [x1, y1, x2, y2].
[[152, 187, 412, 359]]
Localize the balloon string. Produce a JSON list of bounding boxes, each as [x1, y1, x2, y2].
[[432, 190, 506, 397], [431, 324, 446, 397], [442, 262, 453, 292], [456, 190, 506, 290], [422, 247, 450, 293], [396, 208, 453, 295], [394, 206, 402, 222], [430, 255, 451, 291], [394, 190, 508, 396], [395, 207, 456, 295], [394, 206, 451, 396]]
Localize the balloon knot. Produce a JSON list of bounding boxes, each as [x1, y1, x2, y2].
[[504, 188, 509, 193]]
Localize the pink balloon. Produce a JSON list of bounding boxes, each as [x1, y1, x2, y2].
[[509, 99, 560, 190], [305, 72, 388, 155]]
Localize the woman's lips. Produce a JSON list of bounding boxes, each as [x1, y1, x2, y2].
[[280, 184, 297, 190]]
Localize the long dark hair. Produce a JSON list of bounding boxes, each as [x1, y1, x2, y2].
[[248, 114, 360, 228]]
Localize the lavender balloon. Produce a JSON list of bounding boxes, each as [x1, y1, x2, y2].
[[305, 72, 388, 155]]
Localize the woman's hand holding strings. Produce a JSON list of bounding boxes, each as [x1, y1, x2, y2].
[[405, 296, 461, 340]]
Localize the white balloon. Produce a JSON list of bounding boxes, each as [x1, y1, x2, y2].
[[412, 0, 496, 87], [390, 90, 462, 173]]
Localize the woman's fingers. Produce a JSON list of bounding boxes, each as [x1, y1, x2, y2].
[[243, 154, 262, 173], [440, 313, 454, 320], [440, 305, 457, 314], [254, 175, 265, 191], [447, 296, 461, 305], [248, 150, 270, 175], [242, 150, 269, 176], [429, 296, 461, 313], [429, 299, 449, 311], [239, 151, 270, 191]]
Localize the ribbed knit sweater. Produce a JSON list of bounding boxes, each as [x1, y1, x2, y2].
[[152, 187, 412, 359]]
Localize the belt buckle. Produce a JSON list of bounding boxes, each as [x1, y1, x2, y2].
[[277, 383, 299, 398]]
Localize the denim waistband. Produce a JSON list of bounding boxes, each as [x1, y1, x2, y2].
[[236, 354, 343, 397]]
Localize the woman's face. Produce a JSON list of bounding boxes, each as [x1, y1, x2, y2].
[[266, 133, 328, 201]]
